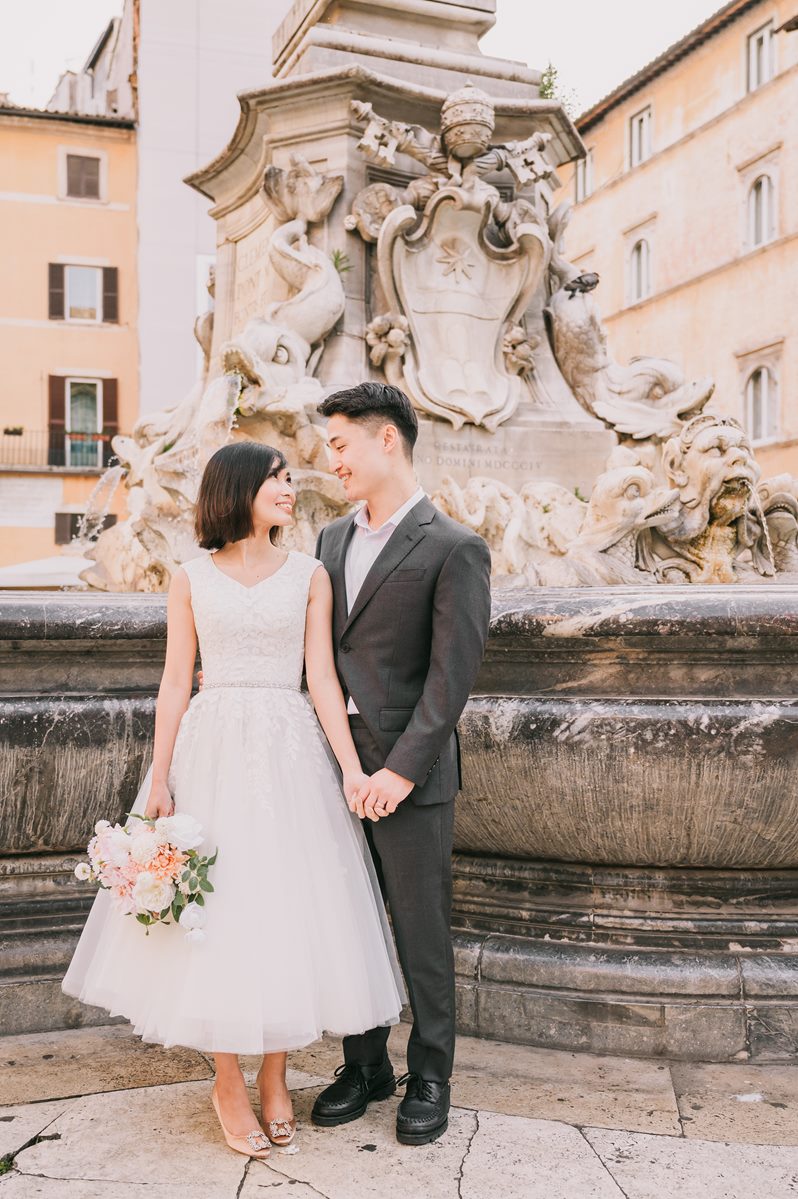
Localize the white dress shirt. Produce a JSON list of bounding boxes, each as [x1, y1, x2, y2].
[[344, 486, 426, 714]]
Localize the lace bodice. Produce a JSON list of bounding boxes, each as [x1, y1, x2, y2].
[[182, 551, 321, 689]]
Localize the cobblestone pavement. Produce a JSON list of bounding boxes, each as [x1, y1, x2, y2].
[[2, 1022, 798, 1197]]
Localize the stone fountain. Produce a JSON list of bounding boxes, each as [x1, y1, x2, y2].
[[2, 0, 798, 1057]]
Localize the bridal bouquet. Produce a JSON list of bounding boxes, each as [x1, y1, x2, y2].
[[73, 813, 217, 941]]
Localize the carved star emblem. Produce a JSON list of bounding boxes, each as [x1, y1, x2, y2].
[[436, 241, 476, 284]]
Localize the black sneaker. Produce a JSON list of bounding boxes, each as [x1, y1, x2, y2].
[[311, 1057, 397, 1127], [395, 1073, 450, 1145]]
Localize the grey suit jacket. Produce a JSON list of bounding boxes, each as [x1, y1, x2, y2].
[[315, 496, 492, 805]]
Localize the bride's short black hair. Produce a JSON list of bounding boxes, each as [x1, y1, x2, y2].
[[195, 441, 288, 549]]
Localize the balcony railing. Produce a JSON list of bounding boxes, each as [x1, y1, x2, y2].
[[0, 429, 120, 469]]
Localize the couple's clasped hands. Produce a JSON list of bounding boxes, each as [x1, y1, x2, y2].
[[343, 767, 414, 822], [194, 671, 413, 822]]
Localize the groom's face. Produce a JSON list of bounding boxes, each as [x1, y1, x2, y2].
[[326, 414, 396, 503]]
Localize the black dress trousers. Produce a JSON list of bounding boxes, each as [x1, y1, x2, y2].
[[343, 717, 456, 1085]]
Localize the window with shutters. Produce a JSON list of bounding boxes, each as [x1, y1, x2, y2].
[[48, 265, 119, 323], [66, 154, 101, 199], [57, 145, 107, 202], [48, 375, 119, 468]]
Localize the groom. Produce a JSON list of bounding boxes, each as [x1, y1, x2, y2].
[[311, 382, 492, 1145]]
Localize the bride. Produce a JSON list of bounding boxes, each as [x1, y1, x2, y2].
[[62, 441, 405, 1159]]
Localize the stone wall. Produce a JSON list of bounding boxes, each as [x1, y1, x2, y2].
[[3, 585, 798, 1058]]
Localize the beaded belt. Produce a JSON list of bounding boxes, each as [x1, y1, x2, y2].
[[200, 682, 301, 692]]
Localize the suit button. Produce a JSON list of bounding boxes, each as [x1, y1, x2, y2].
[[341, 643, 351, 653]]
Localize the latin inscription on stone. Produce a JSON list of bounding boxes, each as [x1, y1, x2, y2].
[[231, 220, 275, 334], [414, 422, 612, 494]]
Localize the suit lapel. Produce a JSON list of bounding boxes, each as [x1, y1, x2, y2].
[[325, 514, 355, 635], [342, 498, 436, 636]]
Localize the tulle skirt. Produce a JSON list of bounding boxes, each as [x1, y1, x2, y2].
[[62, 687, 406, 1054]]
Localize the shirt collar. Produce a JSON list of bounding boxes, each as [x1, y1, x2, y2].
[[354, 486, 426, 534]]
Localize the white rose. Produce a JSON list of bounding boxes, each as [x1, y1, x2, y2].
[[178, 903, 206, 931], [132, 871, 175, 914], [129, 828, 160, 865], [105, 826, 133, 867], [155, 813, 204, 851], [74, 862, 92, 881], [94, 820, 111, 834]]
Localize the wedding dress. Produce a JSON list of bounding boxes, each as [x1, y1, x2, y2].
[[62, 550, 405, 1054]]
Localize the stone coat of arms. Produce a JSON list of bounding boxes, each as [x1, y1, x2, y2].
[[347, 83, 553, 432]]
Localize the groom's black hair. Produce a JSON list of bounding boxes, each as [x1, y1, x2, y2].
[[195, 441, 288, 549], [318, 382, 418, 458]]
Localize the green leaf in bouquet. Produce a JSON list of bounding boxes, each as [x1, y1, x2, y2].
[[194, 893, 205, 906], [205, 849, 219, 866], [199, 879, 213, 892], [181, 868, 191, 882]]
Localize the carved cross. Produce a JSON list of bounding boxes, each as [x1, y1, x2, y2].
[[353, 102, 401, 165], [505, 133, 555, 189]]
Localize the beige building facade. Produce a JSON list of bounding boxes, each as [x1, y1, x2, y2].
[[0, 104, 137, 568], [558, 0, 798, 477]]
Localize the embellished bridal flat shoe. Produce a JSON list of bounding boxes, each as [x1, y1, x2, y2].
[[264, 1116, 297, 1147], [256, 1066, 297, 1147], [212, 1086, 271, 1159]]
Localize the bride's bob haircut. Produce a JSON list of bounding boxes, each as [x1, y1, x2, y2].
[[195, 442, 288, 549]]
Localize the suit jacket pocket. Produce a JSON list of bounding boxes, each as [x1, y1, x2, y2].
[[387, 567, 426, 581], [379, 706, 414, 732]]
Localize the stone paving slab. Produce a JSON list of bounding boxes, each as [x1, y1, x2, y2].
[[0, 1100, 74, 1160], [4, 1023, 798, 1199], [4, 1081, 244, 1196], [1, 1026, 211, 1106], [584, 1127, 798, 1199], [670, 1061, 798, 1145], [242, 1088, 476, 1199], [450, 1033, 681, 1135], [460, 1111, 625, 1198]]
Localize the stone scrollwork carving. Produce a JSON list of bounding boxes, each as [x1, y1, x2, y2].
[[346, 84, 553, 432], [432, 416, 794, 587], [82, 157, 349, 592], [193, 265, 215, 378], [758, 474, 798, 575], [545, 202, 715, 445], [549, 280, 715, 444], [343, 181, 404, 243], [562, 452, 680, 585], [655, 413, 771, 583], [502, 325, 539, 378], [222, 155, 345, 382], [365, 312, 410, 371], [432, 475, 585, 578]]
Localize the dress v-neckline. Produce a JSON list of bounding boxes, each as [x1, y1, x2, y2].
[[209, 551, 292, 591]]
